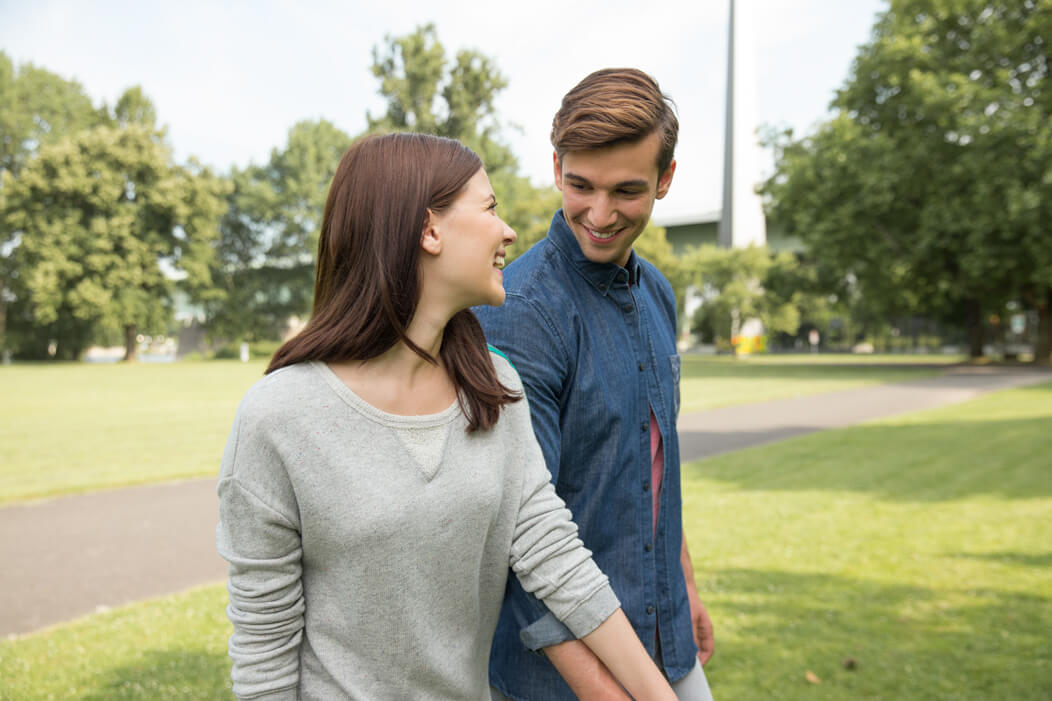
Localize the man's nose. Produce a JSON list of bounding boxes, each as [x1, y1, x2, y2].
[[590, 194, 618, 229]]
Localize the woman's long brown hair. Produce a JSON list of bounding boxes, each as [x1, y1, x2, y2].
[[267, 132, 520, 432]]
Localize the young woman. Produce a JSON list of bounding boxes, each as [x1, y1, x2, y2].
[[217, 132, 676, 700]]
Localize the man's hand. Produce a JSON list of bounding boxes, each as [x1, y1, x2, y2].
[[687, 590, 715, 665], [681, 532, 715, 665]]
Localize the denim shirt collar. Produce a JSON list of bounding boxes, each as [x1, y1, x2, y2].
[[547, 210, 643, 296]]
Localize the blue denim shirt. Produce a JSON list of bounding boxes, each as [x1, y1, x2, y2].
[[476, 211, 697, 699]]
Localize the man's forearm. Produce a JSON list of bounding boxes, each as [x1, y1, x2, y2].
[[681, 530, 698, 590]]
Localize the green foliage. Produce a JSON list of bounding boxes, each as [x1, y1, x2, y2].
[[206, 119, 352, 342], [1, 122, 227, 359], [0, 51, 108, 179], [0, 53, 114, 356], [763, 0, 1052, 360], [685, 245, 810, 347], [367, 24, 558, 261]]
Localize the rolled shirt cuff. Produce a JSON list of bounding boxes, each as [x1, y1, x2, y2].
[[520, 583, 620, 652]]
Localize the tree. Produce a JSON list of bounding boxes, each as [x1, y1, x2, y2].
[[368, 24, 558, 259], [1, 122, 227, 360], [686, 246, 802, 353], [763, 0, 1052, 361], [0, 52, 112, 356], [0, 52, 108, 179], [207, 119, 352, 342]]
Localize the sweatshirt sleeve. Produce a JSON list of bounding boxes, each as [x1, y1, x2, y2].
[[216, 408, 305, 700], [503, 378, 621, 640]]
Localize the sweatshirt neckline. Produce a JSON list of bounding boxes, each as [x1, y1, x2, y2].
[[310, 361, 461, 428]]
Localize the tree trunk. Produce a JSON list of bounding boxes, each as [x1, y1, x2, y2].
[[1035, 302, 1052, 365], [730, 308, 741, 357], [0, 295, 6, 355], [123, 324, 138, 362], [964, 299, 985, 359]]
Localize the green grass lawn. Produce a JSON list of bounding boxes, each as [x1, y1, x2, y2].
[[679, 353, 958, 412], [2, 378, 1047, 700], [0, 355, 956, 504], [0, 361, 266, 504], [683, 380, 1052, 699], [0, 584, 232, 700]]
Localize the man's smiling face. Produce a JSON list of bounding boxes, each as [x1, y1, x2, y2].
[[554, 130, 675, 267]]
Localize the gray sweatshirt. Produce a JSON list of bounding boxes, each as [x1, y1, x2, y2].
[[216, 355, 619, 700]]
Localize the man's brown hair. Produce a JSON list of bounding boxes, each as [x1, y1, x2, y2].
[[550, 68, 679, 175]]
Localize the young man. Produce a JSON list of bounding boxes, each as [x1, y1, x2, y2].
[[477, 69, 715, 700]]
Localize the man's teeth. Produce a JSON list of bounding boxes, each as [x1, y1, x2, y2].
[[589, 228, 617, 240], [495, 255, 505, 268]]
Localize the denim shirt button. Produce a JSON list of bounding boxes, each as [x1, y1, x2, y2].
[[645, 543, 653, 552], [623, 303, 634, 313], [638, 362, 645, 371], [640, 421, 648, 433], [647, 605, 655, 615], [598, 283, 607, 291], [643, 481, 650, 492]]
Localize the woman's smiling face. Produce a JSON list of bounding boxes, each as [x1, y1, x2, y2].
[[427, 168, 517, 310]]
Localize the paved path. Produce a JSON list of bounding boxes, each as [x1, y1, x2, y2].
[[2, 365, 1048, 638]]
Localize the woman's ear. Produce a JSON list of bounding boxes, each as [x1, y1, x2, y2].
[[420, 209, 442, 256]]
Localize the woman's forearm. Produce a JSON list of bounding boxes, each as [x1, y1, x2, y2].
[[580, 608, 677, 701]]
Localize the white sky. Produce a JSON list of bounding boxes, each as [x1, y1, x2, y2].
[[0, 0, 887, 220]]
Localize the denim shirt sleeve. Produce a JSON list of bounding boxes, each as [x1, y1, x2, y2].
[[476, 293, 579, 650]]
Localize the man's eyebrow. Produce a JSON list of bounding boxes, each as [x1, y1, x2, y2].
[[563, 172, 649, 189]]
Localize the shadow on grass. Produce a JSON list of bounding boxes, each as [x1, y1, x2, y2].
[[683, 416, 1052, 501], [704, 567, 1051, 700], [950, 552, 1052, 568], [78, 649, 231, 701]]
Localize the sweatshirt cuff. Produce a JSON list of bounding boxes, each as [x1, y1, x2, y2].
[[236, 686, 298, 701], [559, 583, 621, 639], [519, 583, 621, 651]]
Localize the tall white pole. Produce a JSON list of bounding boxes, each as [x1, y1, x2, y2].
[[718, 0, 767, 249]]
